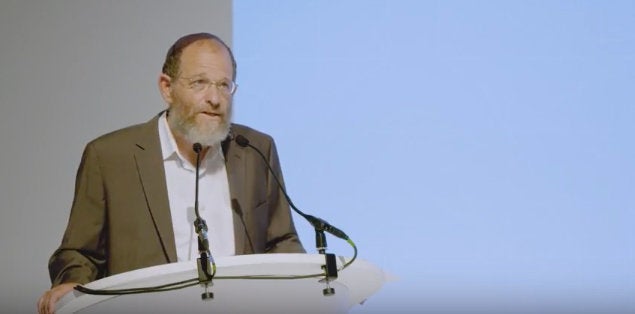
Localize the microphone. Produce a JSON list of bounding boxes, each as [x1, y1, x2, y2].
[[231, 199, 255, 253], [234, 135, 348, 295], [192, 143, 210, 257], [192, 143, 214, 299], [233, 134, 349, 241]]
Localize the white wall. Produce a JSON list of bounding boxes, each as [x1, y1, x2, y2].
[[0, 1, 231, 312]]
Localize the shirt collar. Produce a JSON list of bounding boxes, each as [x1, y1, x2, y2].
[[158, 111, 180, 162]]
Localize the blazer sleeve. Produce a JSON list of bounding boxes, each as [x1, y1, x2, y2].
[[262, 138, 306, 254], [48, 142, 108, 286]]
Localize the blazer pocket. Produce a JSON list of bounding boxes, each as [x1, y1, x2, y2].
[[253, 198, 268, 211]]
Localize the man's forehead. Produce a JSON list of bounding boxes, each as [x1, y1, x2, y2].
[[183, 39, 228, 56], [181, 42, 230, 65]]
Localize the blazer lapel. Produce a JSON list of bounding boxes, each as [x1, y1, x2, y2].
[[224, 138, 248, 254], [133, 115, 178, 263]]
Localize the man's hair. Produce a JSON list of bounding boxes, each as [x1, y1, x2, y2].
[[161, 32, 237, 79]]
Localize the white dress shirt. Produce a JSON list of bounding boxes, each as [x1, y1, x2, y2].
[[158, 112, 235, 261]]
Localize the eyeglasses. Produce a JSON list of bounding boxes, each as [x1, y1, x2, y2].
[[178, 77, 238, 95]]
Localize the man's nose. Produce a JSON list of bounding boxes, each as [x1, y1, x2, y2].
[[205, 84, 221, 107]]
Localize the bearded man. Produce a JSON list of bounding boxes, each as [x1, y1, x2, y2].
[[38, 33, 305, 314]]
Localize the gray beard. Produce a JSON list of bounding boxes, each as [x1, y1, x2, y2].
[[168, 110, 232, 147], [183, 122, 230, 147]]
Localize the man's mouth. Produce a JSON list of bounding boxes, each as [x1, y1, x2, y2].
[[201, 111, 222, 118]]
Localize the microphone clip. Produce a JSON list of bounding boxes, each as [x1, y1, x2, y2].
[[315, 228, 338, 296]]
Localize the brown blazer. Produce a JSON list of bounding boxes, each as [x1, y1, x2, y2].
[[49, 113, 305, 286]]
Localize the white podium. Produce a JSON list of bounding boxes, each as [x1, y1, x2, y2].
[[56, 253, 387, 313]]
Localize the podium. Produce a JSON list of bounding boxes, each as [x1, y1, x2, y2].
[[56, 253, 387, 313]]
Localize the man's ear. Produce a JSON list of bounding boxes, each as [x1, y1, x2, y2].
[[158, 73, 173, 104]]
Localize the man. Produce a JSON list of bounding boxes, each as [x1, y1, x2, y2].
[[37, 33, 305, 314]]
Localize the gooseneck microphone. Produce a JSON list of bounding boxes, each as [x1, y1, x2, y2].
[[192, 143, 215, 300], [234, 134, 352, 295], [192, 143, 210, 256], [233, 135, 349, 241]]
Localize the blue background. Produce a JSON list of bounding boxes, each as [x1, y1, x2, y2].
[[232, 1, 634, 312]]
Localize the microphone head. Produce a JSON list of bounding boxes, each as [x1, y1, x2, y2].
[[235, 135, 250, 147], [193, 143, 203, 153]]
